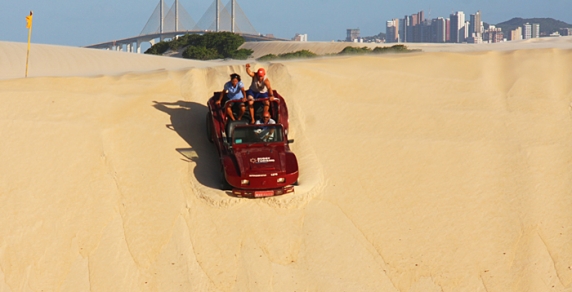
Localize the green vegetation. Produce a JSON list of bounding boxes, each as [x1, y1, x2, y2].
[[372, 45, 418, 54], [256, 45, 418, 61], [147, 34, 418, 61], [182, 46, 220, 60], [338, 46, 373, 55], [144, 41, 170, 55], [338, 44, 419, 55], [145, 32, 253, 60], [257, 50, 318, 61]]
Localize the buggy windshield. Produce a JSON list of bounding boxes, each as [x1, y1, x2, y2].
[[232, 125, 284, 144]]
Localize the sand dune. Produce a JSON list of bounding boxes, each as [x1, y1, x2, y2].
[[0, 41, 239, 80], [240, 36, 572, 58], [1, 39, 572, 291]]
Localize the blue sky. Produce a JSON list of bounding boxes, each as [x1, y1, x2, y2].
[[2, 0, 572, 47]]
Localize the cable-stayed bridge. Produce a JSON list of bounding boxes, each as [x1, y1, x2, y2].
[[85, 0, 286, 53]]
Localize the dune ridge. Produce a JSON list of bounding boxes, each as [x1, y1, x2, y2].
[[1, 40, 572, 291], [240, 36, 572, 58]]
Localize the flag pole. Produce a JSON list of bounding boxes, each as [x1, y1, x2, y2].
[[25, 11, 33, 78]]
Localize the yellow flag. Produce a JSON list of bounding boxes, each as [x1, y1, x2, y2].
[[26, 12, 33, 29], [25, 11, 33, 77]]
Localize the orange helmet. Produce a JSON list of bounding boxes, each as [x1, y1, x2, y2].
[[256, 68, 266, 77]]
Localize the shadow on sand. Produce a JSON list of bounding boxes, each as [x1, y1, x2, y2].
[[152, 100, 220, 189]]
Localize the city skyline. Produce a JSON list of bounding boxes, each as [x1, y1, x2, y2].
[[381, 9, 570, 45], [2, 0, 572, 47]]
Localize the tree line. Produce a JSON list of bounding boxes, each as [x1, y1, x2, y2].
[[145, 32, 419, 61], [257, 45, 419, 61], [145, 32, 253, 60]]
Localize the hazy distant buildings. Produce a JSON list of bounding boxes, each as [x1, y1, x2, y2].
[[399, 11, 425, 43], [450, 11, 466, 43], [393, 10, 462, 43], [346, 29, 360, 42], [399, 16, 409, 42], [483, 26, 504, 43], [464, 21, 470, 41], [414, 11, 424, 42], [560, 28, 572, 36], [413, 11, 424, 42], [532, 23, 540, 38], [382, 9, 558, 44], [383, 9, 515, 44], [386, 19, 400, 43], [522, 23, 532, 39], [433, 17, 447, 43], [466, 31, 483, 43], [292, 33, 308, 42], [402, 15, 412, 42], [468, 11, 483, 44], [422, 19, 432, 43], [469, 11, 482, 35], [445, 19, 451, 42], [509, 27, 522, 41]]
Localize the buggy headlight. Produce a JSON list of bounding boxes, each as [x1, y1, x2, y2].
[[241, 179, 250, 185], [277, 178, 285, 183]]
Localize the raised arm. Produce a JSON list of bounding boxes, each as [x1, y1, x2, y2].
[[245, 63, 255, 77]]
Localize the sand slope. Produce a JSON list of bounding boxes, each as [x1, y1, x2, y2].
[[1, 40, 572, 291], [240, 36, 572, 58], [0, 42, 234, 80]]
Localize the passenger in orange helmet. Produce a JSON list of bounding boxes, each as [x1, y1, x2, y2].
[[245, 63, 275, 124]]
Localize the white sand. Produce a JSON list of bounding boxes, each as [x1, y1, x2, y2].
[[1, 39, 572, 291], [240, 36, 572, 58]]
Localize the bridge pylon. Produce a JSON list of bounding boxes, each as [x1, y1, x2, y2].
[[85, 0, 265, 54]]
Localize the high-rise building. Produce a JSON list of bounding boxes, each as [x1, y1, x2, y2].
[[399, 16, 409, 43], [450, 11, 465, 43], [510, 27, 522, 41], [414, 11, 424, 42], [421, 19, 432, 42], [463, 20, 470, 41], [346, 29, 360, 42], [406, 15, 413, 42], [449, 13, 458, 42], [469, 11, 482, 34], [388, 9, 489, 44], [400, 11, 424, 43], [386, 19, 400, 43], [410, 13, 419, 42], [532, 23, 540, 38], [432, 17, 447, 43], [522, 23, 532, 39], [469, 11, 482, 42], [445, 19, 450, 42]]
